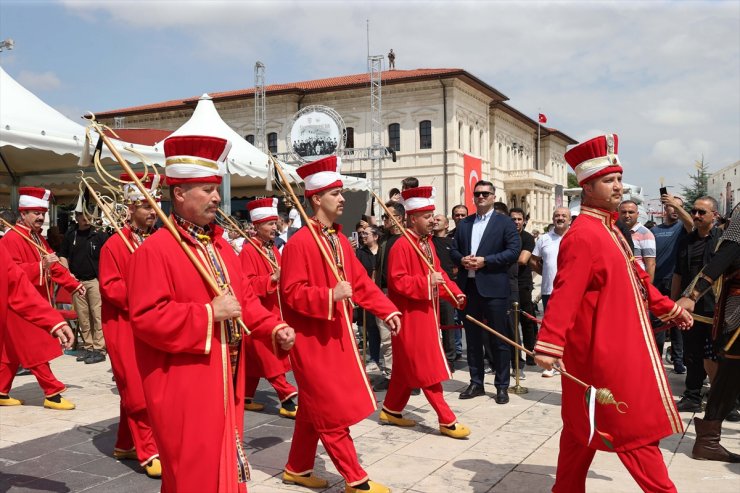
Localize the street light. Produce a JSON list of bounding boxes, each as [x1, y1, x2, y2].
[[0, 38, 14, 52]]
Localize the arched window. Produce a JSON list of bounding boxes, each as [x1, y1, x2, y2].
[[267, 132, 278, 153], [479, 130, 484, 157], [419, 120, 432, 149], [458, 121, 463, 149], [346, 127, 354, 149], [469, 127, 474, 153], [245, 134, 255, 145], [388, 123, 400, 151]]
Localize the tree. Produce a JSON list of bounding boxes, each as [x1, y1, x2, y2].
[[567, 171, 579, 189], [680, 155, 710, 211]]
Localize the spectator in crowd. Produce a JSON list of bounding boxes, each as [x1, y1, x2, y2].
[[451, 180, 520, 404], [0, 210, 18, 238], [372, 201, 405, 391], [529, 207, 571, 376], [356, 225, 382, 372], [510, 207, 537, 365], [401, 177, 419, 191], [60, 211, 109, 364], [388, 188, 401, 203], [432, 213, 457, 371], [532, 229, 541, 242], [223, 223, 245, 254], [672, 196, 722, 412], [653, 194, 693, 373], [619, 200, 656, 280], [276, 212, 298, 250], [288, 207, 302, 229], [448, 204, 469, 240]]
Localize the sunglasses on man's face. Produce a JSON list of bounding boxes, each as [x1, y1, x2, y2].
[[473, 191, 493, 198], [690, 209, 709, 216]]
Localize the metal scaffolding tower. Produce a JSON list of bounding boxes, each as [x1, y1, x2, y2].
[[254, 61, 266, 152], [368, 55, 384, 203]]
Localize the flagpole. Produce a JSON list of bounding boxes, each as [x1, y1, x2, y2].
[[536, 108, 541, 170]]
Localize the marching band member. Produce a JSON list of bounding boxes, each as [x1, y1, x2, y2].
[[98, 173, 162, 477], [240, 197, 298, 418], [126, 135, 295, 493], [0, 187, 83, 410], [382, 186, 470, 439], [280, 156, 401, 493], [534, 135, 693, 493]]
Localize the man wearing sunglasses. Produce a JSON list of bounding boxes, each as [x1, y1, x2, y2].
[[671, 196, 722, 413], [450, 180, 521, 404]]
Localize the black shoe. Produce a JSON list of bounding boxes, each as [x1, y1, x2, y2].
[[76, 350, 90, 362], [674, 362, 687, 374], [726, 408, 740, 423], [15, 367, 32, 376], [459, 383, 485, 400], [373, 378, 390, 392], [495, 388, 509, 405], [85, 351, 106, 365], [410, 388, 420, 396], [454, 353, 462, 361], [676, 395, 703, 412]]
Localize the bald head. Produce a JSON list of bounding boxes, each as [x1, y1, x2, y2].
[[553, 207, 571, 235]]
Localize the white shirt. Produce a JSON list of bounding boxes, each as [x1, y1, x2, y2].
[[532, 229, 566, 295], [468, 209, 494, 278]]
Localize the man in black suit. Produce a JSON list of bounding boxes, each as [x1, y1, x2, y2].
[[451, 180, 520, 404]]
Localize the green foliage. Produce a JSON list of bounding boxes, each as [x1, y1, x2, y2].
[[680, 156, 710, 211], [567, 171, 579, 189]]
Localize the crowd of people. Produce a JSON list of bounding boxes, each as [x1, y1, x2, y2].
[[0, 131, 738, 493]]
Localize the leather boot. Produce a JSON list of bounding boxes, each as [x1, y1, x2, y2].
[[692, 417, 740, 463]]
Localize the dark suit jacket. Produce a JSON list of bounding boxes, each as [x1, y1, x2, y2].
[[451, 211, 521, 298]]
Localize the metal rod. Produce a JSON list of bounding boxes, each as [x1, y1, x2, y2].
[[79, 175, 135, 254], [217, 208, 278, 270]]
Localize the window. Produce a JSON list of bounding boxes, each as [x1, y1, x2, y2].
[[469, 127, 474, 153], [245, 134, 255, 144], [388, 123, 400, 151], [479, 130, 484, 157], [346, 127, 354, 149], [267, 132, 278, 153], [458, 121, 463, 149], [419, 120, 432, 149]]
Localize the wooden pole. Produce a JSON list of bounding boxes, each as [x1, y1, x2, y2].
[[0, 218, 50, 256], [217, 208, 278, 270], [86, 118, 251, 335], [79, 176, 135, 254], [370, 191, 459, 305]]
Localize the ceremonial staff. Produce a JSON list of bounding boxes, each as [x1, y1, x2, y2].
[[465, 314, 628, 412], [78, 173, 135, 254], [216, 208, 279, 270], [370, 190, 460, 307], [269, 154, 356, 308], [0, 218, 52, 256], [84, 115, 251, 335]]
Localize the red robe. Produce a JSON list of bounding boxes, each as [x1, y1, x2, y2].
[[280, 221, 400, 432], [0, 243, 67, 355], [535, 206, 686, 452], [387, 232, 463, 388], [98, 226, 147, 414], [127, 222, 288, 493], [239, 238, 291, 379], [1, 225, 81, 368]]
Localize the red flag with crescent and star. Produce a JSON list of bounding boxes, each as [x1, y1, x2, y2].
[[538, 113, 548, 124], [463, 153, 482, 213]]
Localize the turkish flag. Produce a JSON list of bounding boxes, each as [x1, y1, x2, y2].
[[464, 153, 482, 213], [538, 113, 548, 124]]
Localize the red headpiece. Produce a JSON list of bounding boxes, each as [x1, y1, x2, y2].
[[163, 135, 231, 186], [296, 156, 343, 198], [564, 134, 623, 185], [401, 186, 436, 214], [247, 197, 279, 224], [18, 187, 52, 212], [119, 172, 162, 204]]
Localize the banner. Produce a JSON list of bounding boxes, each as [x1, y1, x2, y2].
[[464, 153, 482, 213]]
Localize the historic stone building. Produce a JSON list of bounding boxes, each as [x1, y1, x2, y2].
[[708, 160, 739, 216], [96, 69, 575, 232]]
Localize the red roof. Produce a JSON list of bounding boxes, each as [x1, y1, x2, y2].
[[104, 128, 174, 146], [95, 68, 508, 117]]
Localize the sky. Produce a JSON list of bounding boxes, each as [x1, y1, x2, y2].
[[1, 0, 738, 200]]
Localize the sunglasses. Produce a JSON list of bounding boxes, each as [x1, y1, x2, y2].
[[473, 191, 493, 198], [690, 209, 709, 216]]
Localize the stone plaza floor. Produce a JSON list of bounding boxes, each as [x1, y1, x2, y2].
[[0, 351, 738, 492]]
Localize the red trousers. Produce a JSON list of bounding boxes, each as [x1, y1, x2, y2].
[[285, 411, 368, 486], [383, 380, 456, 426], [244, 373, 297, 402], [114, 403, 159, 466], [0, 361, 65, 397], [553, 425, 676, 493]]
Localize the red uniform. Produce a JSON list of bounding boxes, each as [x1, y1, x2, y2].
[[384, 231, 463, 425], [239, 238, 297, 403], [281, 221, 400, 485], [127, 222, 288, 493], [535, 206, 687, 493], [0, 243, 67, 355], [0, 226, 81, 397], [98, 225, 159, 466]]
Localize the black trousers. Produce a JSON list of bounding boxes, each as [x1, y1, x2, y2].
[[682, 320, 711, 396], [705, 333, 740, 420], [462, 283, 511, 389], [518, 285, 537, 363], [439, 299, 456, 363]]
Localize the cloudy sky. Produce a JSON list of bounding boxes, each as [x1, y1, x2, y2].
[[1, 0, 738, 198]]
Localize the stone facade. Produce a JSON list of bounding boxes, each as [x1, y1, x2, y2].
[[97, 69, 575, 232], [708, 160, 740, 216]]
